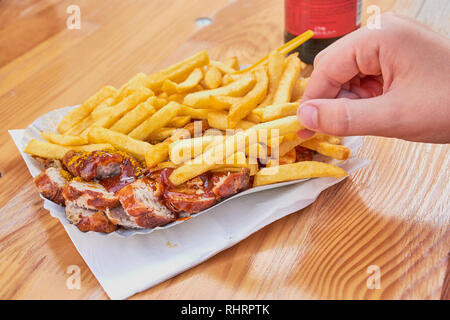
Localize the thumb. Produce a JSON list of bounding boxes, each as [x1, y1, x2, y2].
[[297, 95, 397, 137]]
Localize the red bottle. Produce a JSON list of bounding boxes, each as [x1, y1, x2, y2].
[[285, 0, 362, 64]]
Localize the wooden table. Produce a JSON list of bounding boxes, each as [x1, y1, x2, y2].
[[0, 0, 448, 300]]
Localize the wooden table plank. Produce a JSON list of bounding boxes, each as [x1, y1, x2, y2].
[[0, 0, 448, 300]]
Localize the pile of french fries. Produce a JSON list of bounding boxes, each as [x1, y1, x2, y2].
[[25, 47, 351, 187]]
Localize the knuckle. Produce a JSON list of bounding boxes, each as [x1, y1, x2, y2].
[[325, 100, 351, 136]]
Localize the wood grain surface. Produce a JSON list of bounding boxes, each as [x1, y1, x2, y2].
[[0, 0, 449, 300]]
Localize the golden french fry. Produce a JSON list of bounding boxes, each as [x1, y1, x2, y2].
[[144, 142, 170, 167], [154, 161, 179, 170], [221, 72, 247, 85], [227, 68, 268, 128], [92, 87, 153, 129], [266, 148, 297, 167], [58, 86, 116, 133], [245, 112, 262, 123], [109, 99, 156, 134], [167, 93, 188, 103], [112, 73, 149, 104], [245, 107, 264, 123], [224, 56, 239, 70], [207, 111, 254, 131], [259, 50, 285, 107], [204, 66, 222, 89], [91, 97, 115, 120], [301, 139, 350, 160], [91, 106, 114, 121], [272, 54, 301, 104], [148, 127, 177, 143], [88, 126, 151, 161], [65, 116, 96, 136], [24, 139, 69, 159], [291, 77, 309, 102], [179, 106, 209, 120], [208, 95, 241, 110], [41, 132, 87, 146], [169, 116, 192, 128], [210, 60, 235, 74], [161, 68, 203, 94], [147, 51, 209, 92], [158, 92, 168, 99], [146, 96, 168, 109], [253, 161, 347, 186], [183, 74, 255, 108], [169, 116, 304, 185], [278, 135, 306, 156], [128, 101, 181, 140], [262, 102, 298, 122], [169, 135, 225, 164], [74, 144, 115, 152]]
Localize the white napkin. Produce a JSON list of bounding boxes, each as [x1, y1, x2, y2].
[[10, 129, 369, 299]]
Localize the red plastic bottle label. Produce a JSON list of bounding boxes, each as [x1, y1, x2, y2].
[[285, 0, 362, 39]]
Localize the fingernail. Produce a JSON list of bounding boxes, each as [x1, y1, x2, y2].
[[298, 104, 319, 129]]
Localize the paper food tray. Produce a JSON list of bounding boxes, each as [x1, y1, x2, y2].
[[14, 105, 361, 237]]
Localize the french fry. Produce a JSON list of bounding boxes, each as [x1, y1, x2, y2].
[[148, 127, 177, 143], [24, 139, 69, 159], [57, 86, 116, 133], [154, 161, 179, 170], [92, 87, 153, 129], [291, 77, 309, 102], [91, 97, 115, 120], [144, 142, 170, 167], [208, 95, 241, 110], [74, 144, 115, 152], [147, 96, 168, 109], [65, 116, 96, 136], [259, 50, 285, 107], [245, 112, 262, 123], [207, 111, 254, 131], [112, 73, 149, 104], [204, 66, 222, 89], [109, 99, 156, 134], [278, 135, 306, 156], [168, 116, 192, 128], [91, 106, 114, 121], [272, 54, 301, 104], [262, 102, 298, 122], [179, 106, 209, 120], [158, 92, 168, 99], [301, 139, 350, 160], [88, 126, 151, 161], [161, 68, 203, 94], [169, 116, 304, 185], [266, 148, 296, 167], [183, 74, 255, 108], [169, 135, 225, 164], [313, 133, 342, 145], [128, 101, 181, 140], [253, 161, 347, 186], [221, 72, 247, 85], [224, 56, 239, 70], [147, 51, 209, 92], [210, 60, 236, 74], [246, 107, 264, 123], [227, 68, 268, 128], [41, 132, 87, 146]]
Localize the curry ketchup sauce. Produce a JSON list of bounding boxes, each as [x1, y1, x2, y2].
[[99, 157, 142, 193]]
